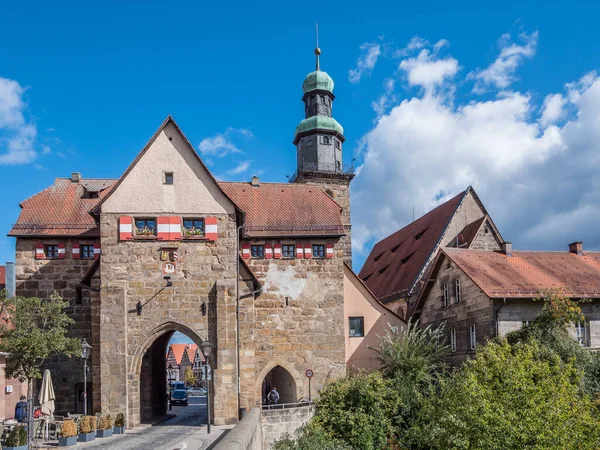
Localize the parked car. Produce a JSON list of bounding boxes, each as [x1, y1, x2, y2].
[[171, 381, 185, 391], [187, 387, 207, 396], [171, 389, 188, 406]]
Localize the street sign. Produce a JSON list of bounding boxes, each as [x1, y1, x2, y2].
[[305, 369, 313, 378]]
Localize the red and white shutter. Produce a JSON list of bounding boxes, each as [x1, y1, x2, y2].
[[94, 243, 101, 259], [58, 243, 66, 259], [35, 243, 44, 259], [72, 243, 80, 259], [119, 216, 133, 241], [170, 216, 181, 240], [273, 244, 282, 259], [326, 243, 334, 259], [265, 244, 273, 259], [157, 216, 170, 240], [296, 243, 304, 259], [304, 243, 312, 259], [205, 216, 218, 241], [242, 243, 251, 259]]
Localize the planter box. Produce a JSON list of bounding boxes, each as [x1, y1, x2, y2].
[[4, 445, 28, 450], [114, 426, 125, 434], [79, 431, 96, 442], [58, 436, 78, 447], [97, 428, 113, 438]]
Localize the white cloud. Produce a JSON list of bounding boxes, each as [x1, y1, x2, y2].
[[0, 77, 37, 165], [197, 127, 252, 157], [41, 144, 51, 155], [352, 33, 600, 260], [227, 160, 251, 176], [469, 31, 538, 92], [394, 36, 429, 58], [349, 43, 381, 84], [539, 93, 566, 126], [399, 48, 459, 93], [371, 78, 396, 118]]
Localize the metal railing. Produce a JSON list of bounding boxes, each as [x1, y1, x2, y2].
[[289, 162, 354, 183], [261, 400, 312, 410]]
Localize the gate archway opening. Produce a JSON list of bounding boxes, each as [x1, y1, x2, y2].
[[262, 365, 297, 406], [138, 328, 206, 424]]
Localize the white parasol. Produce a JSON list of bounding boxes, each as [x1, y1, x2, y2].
[[38, 369, 56, 419]]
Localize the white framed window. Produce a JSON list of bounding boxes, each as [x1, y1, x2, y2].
[[442, 282, 449, 307], [455, 279, 461, 303], [450, 328, 456, 352], [469, 324, 477, 351], [575, 321, 589, 347]]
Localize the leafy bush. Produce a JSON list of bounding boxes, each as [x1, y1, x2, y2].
[[273, 425, 351, 450], [98, 414, 113, 430], [6, 425, 27, 446], [80, 415, 96, 434], [61, 419, 77, 438], [115, 413, 126, 427]]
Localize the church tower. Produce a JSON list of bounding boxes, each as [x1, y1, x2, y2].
[[292, 41, 354, 266]]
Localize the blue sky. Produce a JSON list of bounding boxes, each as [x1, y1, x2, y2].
[[4, 0, 600, 331]]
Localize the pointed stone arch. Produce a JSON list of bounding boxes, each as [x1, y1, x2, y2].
[[255, 360, 304, 405]]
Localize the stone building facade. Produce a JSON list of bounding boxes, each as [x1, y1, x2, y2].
[[417, 242, 600, 366], [8, 51, 384, 428]]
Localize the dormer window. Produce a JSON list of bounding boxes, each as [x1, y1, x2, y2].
[[165, 172, 174, 185], [135, 218, 157, 236]]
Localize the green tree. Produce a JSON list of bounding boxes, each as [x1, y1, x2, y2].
[[184, 367, 197, 386], [424, 338, 600, 449], [272, 425, 351, 450], [0, 291, 81, 446]]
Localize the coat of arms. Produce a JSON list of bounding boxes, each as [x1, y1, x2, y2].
[[160, 248, 179, 274]]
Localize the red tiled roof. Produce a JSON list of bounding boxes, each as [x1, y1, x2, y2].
[[443, 249, 600, 298], [168, 344, 189, 365], [359, 189, 467, 302], [9, 178, 116, 237], [0, 266, 5, 286], [219, 182, 344, 237]]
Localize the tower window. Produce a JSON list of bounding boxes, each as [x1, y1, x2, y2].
[[322, 136, 331, 145], [335, 140, 340, 149]]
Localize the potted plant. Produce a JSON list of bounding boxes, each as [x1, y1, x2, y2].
[[78, 415, 96, 442], [4, 425, 27, 450], [114, 413, 126, 434], [97, 414, 114, 438], [58, 419, 78, 447]]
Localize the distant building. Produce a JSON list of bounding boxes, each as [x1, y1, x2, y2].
[[416, 242, 600, 365], [0, 266, 5, 290], [359, 187, 504, 321]]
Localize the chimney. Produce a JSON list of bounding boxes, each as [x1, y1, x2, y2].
[[501, 241, 512, 256], [251, 175, 260, 187], [71, 172, 81, 182], [569, 241, 583, 255]]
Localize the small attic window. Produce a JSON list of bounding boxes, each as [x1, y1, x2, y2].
[[391, 243, 402, 253], [401, 252, 415, 264], [415, 229, 428, 240], [373, 252, 384, 262], [362, 273, 372, 282], [378, 264, 390, 275], [484, 226, 489, 234], [83, 190, 99, 199], [165, 172, 174, 185]]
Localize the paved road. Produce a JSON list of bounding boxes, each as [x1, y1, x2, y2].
[[77, 396, 229, 450]]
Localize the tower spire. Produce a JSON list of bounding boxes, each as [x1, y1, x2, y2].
[[315, 21, 321, 71]]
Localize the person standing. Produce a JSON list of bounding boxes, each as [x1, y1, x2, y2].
[[267, 387, 279, 406], [15, 395, 28, 423]]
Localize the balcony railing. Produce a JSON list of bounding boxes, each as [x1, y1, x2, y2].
[[289, 162, 354, 183]]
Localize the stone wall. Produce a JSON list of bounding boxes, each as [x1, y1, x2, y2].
[[261, 406, 315, 449], [96, 212, 239, 426], [240, 236, 346, 411], [470, 219, 502, 251], [213, 407, 263, 450], [14, 237, 98, 414]]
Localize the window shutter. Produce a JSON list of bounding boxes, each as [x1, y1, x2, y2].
[[94, 243, 101, 259], [157, 216, 170, 240], [242, 243, 251, 259], [170, 216, 181, 240], [205, 216, 218, 241], [326, 243, 334, 259], [72, 243, 80, 259], [58, 243, 66, 259], [35, 243, 44, 259], [273, 244, 282, 259], [119, 216, 133, 241], [265, 244, 273, 259], [296, 243, 304, 259], [304, 243, 312, 259]]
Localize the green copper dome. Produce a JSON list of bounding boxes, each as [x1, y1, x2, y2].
[[295, 115, 344, 137], [302, 70, 335, 94]]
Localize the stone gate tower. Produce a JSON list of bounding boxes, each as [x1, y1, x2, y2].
[[292, 45, 354, 265]]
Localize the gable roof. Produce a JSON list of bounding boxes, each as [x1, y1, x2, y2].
[[219, 181, 344, 237], [167, 343, 190, 365], [9, 177, 116, 237], [93, 115, 238, 215], [447, 216, 486, 248], [424, 248, 600, 301], [358, 189, 468, 302]]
